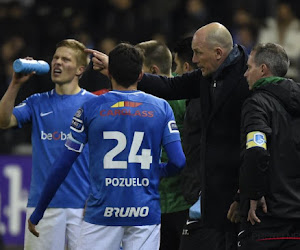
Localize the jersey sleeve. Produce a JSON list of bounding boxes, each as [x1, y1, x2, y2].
[[240, 96, 271, 200], [12, 98, 33, 128], [68, 106, 88, 149], [161, 101, 181, 146]]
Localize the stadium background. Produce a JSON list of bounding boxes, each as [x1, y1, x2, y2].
[[0, 0, 299, 249]]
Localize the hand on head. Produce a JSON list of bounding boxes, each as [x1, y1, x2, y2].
[[85, 49, 109, 76]]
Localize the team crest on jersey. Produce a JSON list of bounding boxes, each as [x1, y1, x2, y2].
[[168, 120, 179, 133], [74, 108, 83, 118]]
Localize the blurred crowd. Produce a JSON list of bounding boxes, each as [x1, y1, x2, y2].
[[1, 0, 300, 154]]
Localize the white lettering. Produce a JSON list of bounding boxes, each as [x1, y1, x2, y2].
[[40, 131, 68, 141], [140, 207, 149, 216], [105, 178, 112, 186], [104, 206, 149, 217], [114, 207, 120, 217], [104, 207, 114, 217], [119, 207, 129, 217], [128, 207, 140, 217], [142, 178, 149, 186], [112, 178, 119, 186], [105, 178, 149, 187], [120, 178, 125, 187]]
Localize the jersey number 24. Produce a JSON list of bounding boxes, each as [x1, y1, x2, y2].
[[103, 131, 153, 170]]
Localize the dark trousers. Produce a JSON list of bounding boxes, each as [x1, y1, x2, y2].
[[160, 209, 189, 250], [238, 217, 300, 250], [179, 219, 238, 250]]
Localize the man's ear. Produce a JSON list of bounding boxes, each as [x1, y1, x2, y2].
[[76, 66, 86, 77], [261, 64, 270, 76], [215, 47, 223, 60], [137, 71, 144, 82], [150, 65, 159, 75], [183, 62, 190, 73]]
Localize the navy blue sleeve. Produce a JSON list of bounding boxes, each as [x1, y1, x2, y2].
[[29, 147, 80, 225], [160, 140, 186, 177], [138, 71, 201, 100]]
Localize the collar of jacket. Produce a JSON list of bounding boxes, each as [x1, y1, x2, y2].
[[212, 44, 241, 81], [252, 76, 285, 90]]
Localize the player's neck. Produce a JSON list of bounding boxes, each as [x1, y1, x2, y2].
[[113, 85, 137, 91], [55, 82, 81, 95], [112, 81, 138, 91]]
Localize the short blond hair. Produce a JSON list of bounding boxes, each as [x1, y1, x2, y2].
[[56, 39, 89, 67]]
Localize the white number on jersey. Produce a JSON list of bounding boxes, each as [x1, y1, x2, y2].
[[103, 131, 153, 169]]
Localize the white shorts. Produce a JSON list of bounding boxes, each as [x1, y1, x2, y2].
[[76, 221, 161, 250], [24, 207, 84, 250]]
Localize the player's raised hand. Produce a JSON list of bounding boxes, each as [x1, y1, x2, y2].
[[85, 49, 109, 76], [28, 218, 39, 237], [12, 71, 35, 85], [12, 57, 36, 86]]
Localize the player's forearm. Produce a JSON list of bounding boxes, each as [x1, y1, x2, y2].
[[160, 140, 186, 177], [0, 82, 20, 128]]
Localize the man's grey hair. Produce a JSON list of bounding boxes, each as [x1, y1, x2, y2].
[[252, 43, 290, 77]]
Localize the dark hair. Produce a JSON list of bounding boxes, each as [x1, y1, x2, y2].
[[173, 37, 197, 69], [252, 43, 289, 77], [108, 43, 143, 88]]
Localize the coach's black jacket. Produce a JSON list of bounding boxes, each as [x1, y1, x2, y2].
[[240, 77, 300, 220], [138, 45, 250, 230], [180, 97, 202, 205]]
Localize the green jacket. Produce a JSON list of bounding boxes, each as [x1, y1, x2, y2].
[[159, 99, 190, 213]]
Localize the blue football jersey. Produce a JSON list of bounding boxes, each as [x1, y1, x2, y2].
[[13, 89, 96, 208], [67, 90, 181, 226]]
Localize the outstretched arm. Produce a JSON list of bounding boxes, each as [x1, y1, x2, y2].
[[28, 147, 80, 237], [85, 48, 200, 100]]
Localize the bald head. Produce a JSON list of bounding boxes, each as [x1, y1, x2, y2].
[[196, 22, 233, 51], [191, 22, 234, 77]]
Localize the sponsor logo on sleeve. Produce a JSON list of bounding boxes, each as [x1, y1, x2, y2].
[[168, 120, 179, 133], [74, 108, 83, 118], [71, 108, 84, 132]]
